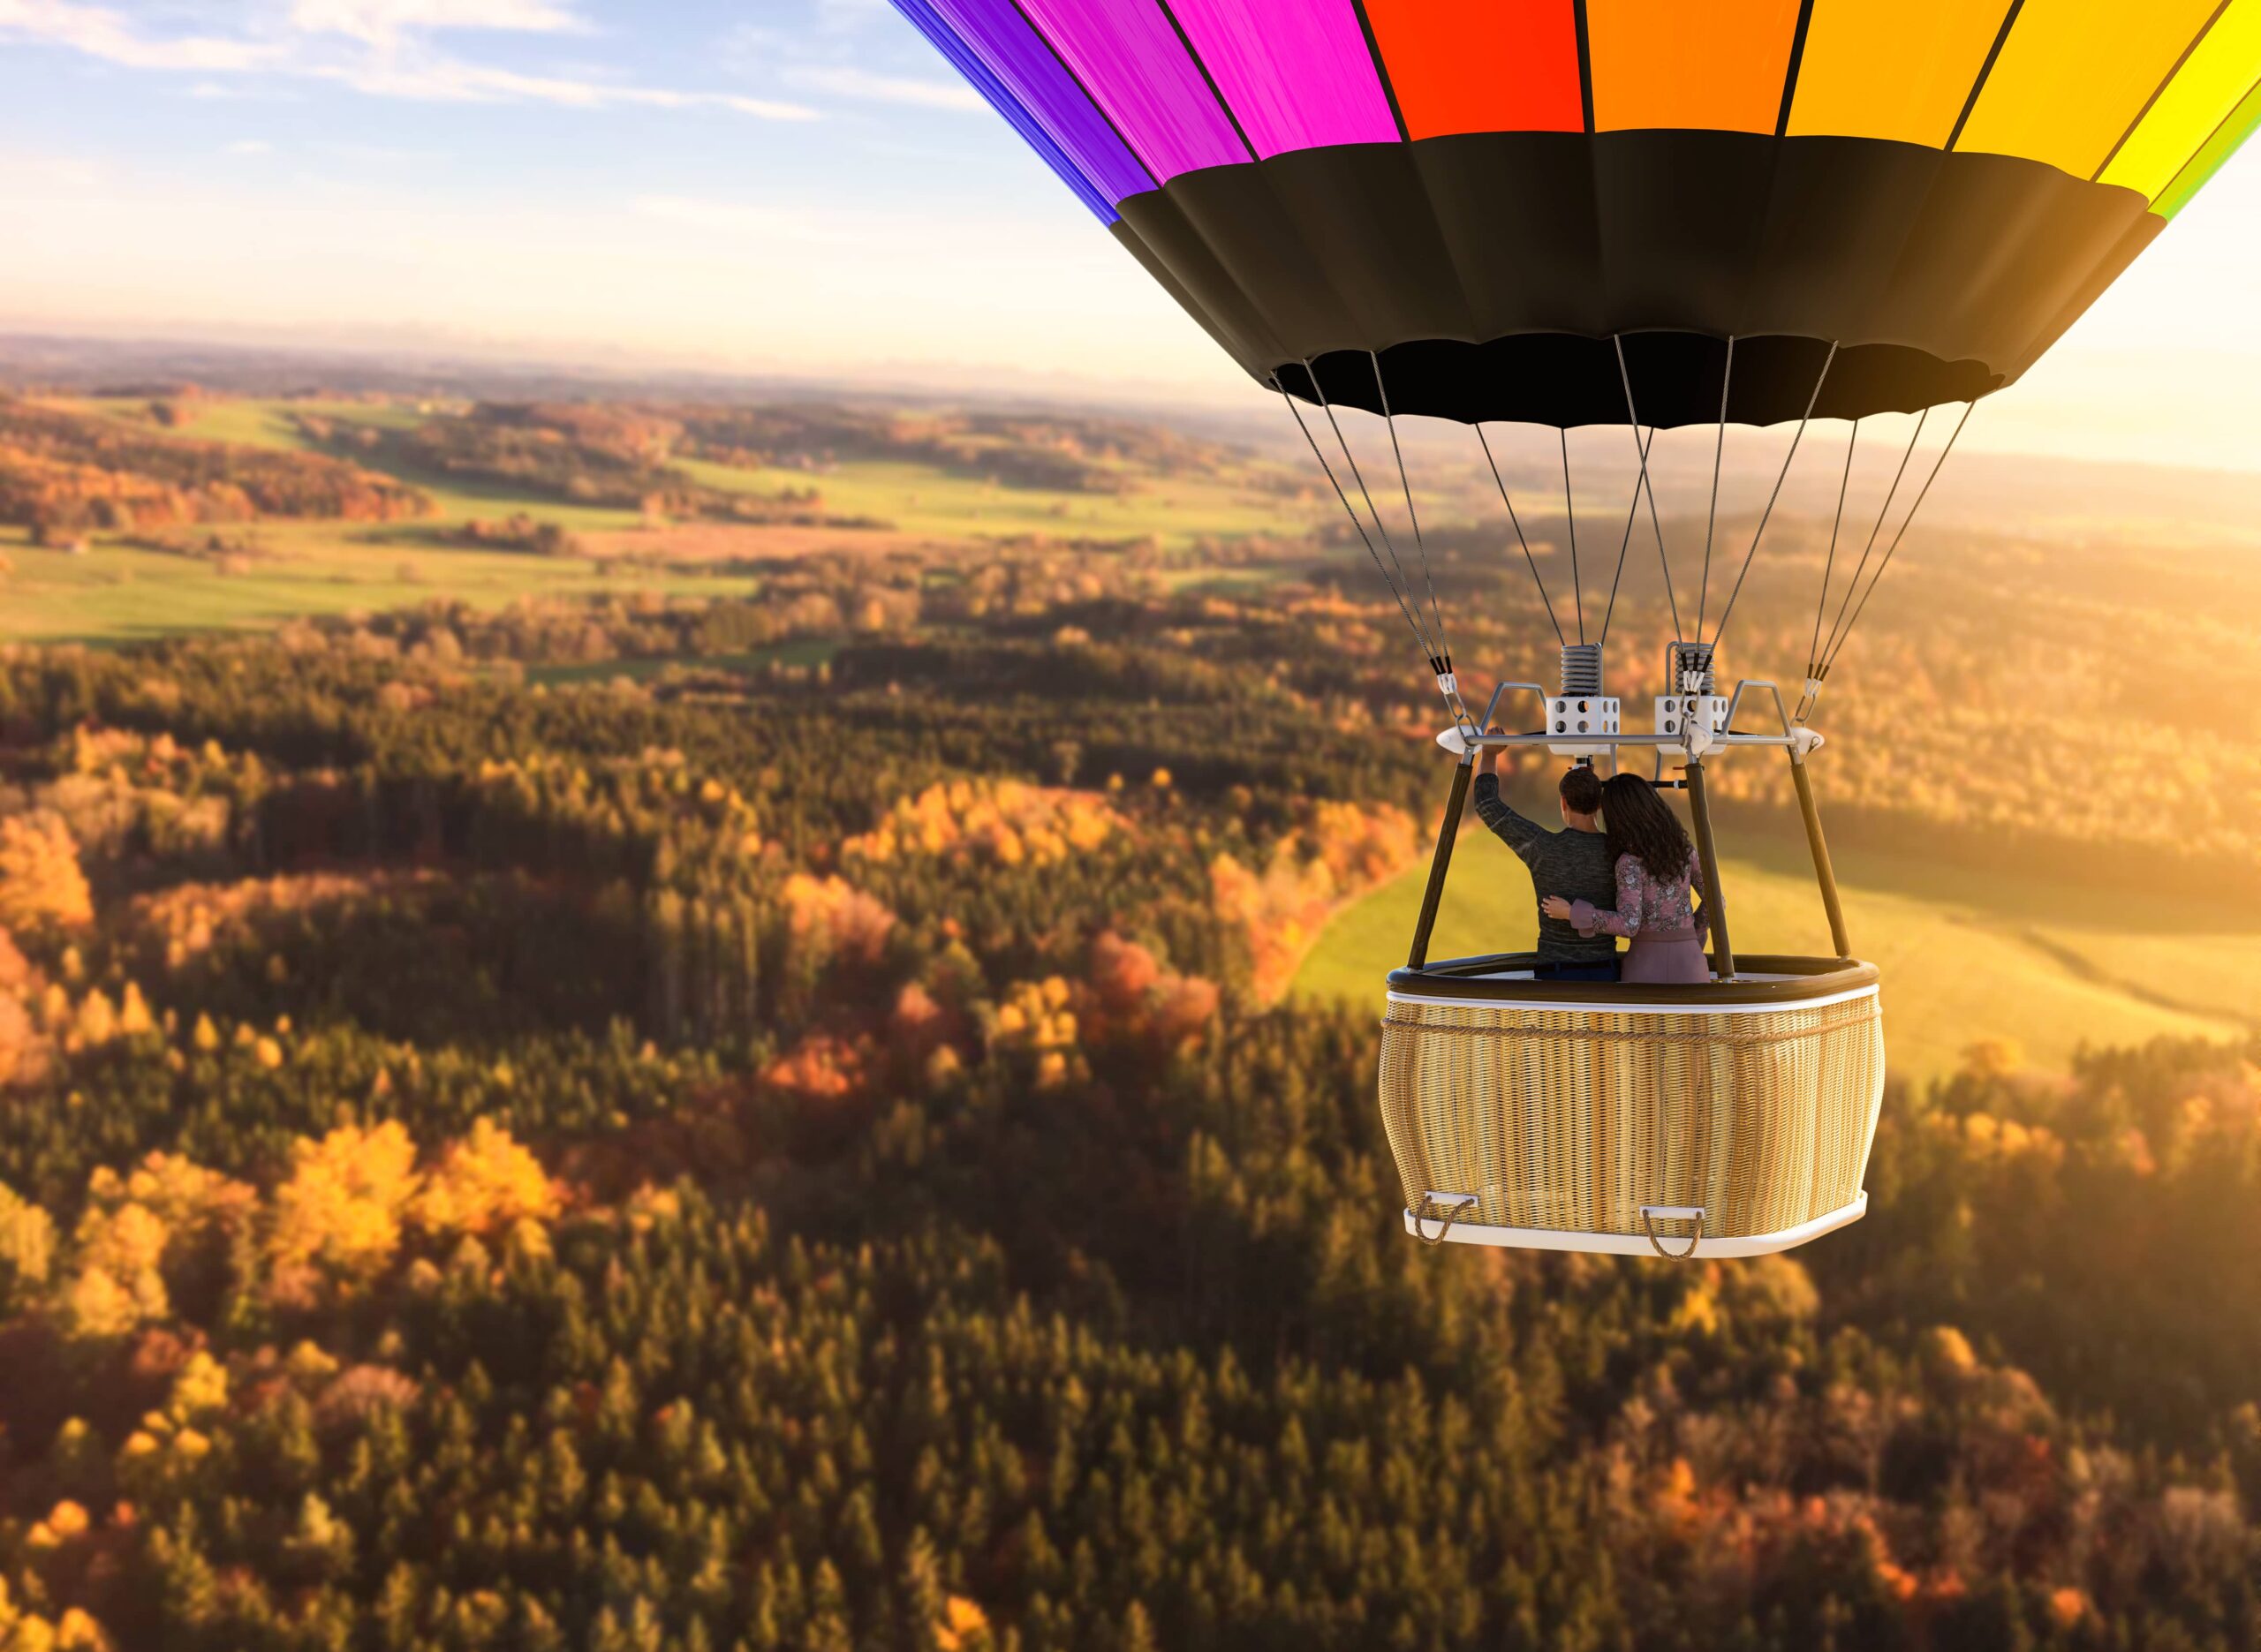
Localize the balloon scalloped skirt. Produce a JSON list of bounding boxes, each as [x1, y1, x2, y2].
[[1380, 954, 1884, 1260]]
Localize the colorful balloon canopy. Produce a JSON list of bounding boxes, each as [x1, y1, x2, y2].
[[889, 0, 2261, 425]]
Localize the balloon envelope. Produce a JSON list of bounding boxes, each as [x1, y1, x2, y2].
[[890, 0, 2261, 425]]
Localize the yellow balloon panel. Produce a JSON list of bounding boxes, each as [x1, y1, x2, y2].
[[1786, 0, 2008, 147], [2154, 77, 2261, 215], [2101, 0, 2261, 199], [1955, 0, 2226, 178]]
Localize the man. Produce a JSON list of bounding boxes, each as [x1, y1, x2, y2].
[[1471, 736, 1622, 980]]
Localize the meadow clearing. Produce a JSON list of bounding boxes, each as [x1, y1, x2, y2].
[[1293, 821, 2260, 1082]]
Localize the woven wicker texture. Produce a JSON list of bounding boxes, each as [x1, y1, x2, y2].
[[1379, 990, 1884, 1241]]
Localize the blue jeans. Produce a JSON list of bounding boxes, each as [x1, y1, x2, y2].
[[1533, 959, 1622, 983]]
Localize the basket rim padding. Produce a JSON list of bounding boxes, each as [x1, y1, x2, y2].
[[1387, 951, 1878, 1007]]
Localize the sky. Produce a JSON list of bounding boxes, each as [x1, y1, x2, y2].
[[2, 0, 2259, 472]]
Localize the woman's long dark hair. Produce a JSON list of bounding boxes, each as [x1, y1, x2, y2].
[[1599, 773, 1695, 882]]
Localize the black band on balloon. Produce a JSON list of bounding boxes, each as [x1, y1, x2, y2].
[[1113, 132, 2159, 428]]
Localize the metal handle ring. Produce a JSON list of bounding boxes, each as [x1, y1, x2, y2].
[[1639, 1205, 1705, 1261]]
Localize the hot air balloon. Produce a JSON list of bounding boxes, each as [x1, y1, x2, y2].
[[888, 0, 2261, 1258]]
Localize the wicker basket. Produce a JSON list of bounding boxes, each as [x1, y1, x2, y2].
[[1379, 954, 1885, 1257]]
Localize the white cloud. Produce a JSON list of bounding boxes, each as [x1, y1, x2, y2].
[[784, 62, 982, 112], [286, 0, 586, 43], [0, 0, 278, 70], [0, 0, 819, 118], [720, 94, 822, 120], [318, 51, 814, 116], [186, 78, 298, 98], [224, 138, 273, 154]]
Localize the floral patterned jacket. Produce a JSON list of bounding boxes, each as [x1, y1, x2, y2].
[[1569, 848, 1704, 939]]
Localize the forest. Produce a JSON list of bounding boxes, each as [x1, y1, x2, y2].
[[0, 597, 2252, 1651], [663, 404, 1274, 497], [0, 368, 2254, 1648]]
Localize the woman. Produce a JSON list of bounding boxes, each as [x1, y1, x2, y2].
[[1539, 773, 1710, 984]]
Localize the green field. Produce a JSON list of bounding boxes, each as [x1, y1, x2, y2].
[[90, 395, 431, 450], [0, 523, 747, 645], [1293, 824, 2258, 1085], [2, 396, 694, 643], [1, 397, 1309, 645], [676, 454, 1296, 547]]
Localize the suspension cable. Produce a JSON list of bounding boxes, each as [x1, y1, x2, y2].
[[1806, 418, 1859, 679], [1709, 341, 1837, 653], [1601, 334, 1668, 645], [1474, 423, 1567, 646], [1819, 399, 1976, 679], [1560, 428, 1583, 643], [1816, 407, 1930, 672], [1304, 358, 1438, 662], [1598, 424, 1653, 645], [1697, 335, 1735, 639], [1271, 376, 1438, 668], [1371, 351, 1452, 669], [1640, 429, 1680, 641]]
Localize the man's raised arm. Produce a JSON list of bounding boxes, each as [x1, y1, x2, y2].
[[1471, 734, 1545, 862]]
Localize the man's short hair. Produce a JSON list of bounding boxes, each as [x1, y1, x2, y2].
[[1558, 766, 1604, 815]]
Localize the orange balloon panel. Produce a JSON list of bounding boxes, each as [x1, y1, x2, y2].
[[1586, 0, 1805, 133], [1362, 0, 1584, 137]]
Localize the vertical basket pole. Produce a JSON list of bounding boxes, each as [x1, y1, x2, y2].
[[1684, 758, 1736, 982], [1788, 751, 1852, 959], [1408, 754, 1475, 969]]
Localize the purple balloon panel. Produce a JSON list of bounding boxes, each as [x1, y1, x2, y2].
[[890, 0, 1117, 218], [918, 0, 1156, 204]]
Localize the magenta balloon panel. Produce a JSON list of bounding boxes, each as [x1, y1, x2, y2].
[[891, 0, 1405, 200], [1164, 0, 1398, 156], [1010, 0, 1250, 180]]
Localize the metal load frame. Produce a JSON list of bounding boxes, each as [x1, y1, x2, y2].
[[1405, 653, 1854, 983]]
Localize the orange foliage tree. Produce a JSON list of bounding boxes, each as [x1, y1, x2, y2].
[[843, 778, 1121, 869], [0, 814, 94, 934], [1210, 799, 1418, 1000]]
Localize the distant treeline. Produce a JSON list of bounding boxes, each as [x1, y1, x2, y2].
[[397, 403, 889, 526], [0, 398, 429, 541], [669, 404, 1266, 496]]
